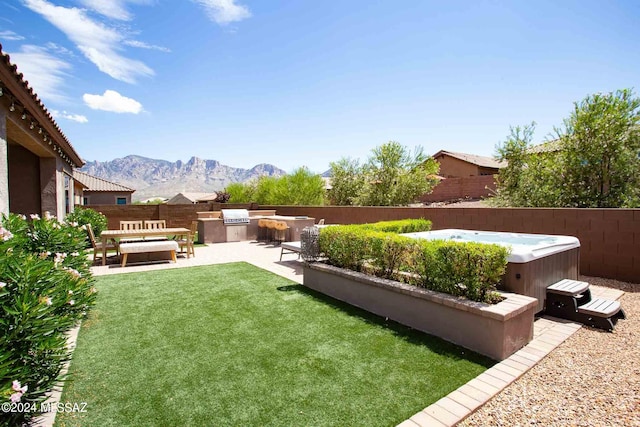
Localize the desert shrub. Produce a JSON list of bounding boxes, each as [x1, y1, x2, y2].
[[0, 213, 96, 426], [318, 220, 508, 303], [65, 206, 108, 239]]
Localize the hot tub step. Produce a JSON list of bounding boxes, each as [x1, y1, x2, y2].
[[545, 279, 592, 319], [576, 298, 626, 331]]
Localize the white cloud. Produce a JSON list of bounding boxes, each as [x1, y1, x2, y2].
[[83, 90, 143, 114], [0, 30, 25, 40], [22, 0, 154, 83], [123, 39, 171, 53], [192, 0, 251, 25], [45, 42, 75, 57], [78, 0, 152, 21], [51, 110, 89, 123], [8, 44, 72, 103]]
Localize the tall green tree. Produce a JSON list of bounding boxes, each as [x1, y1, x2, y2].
[[226, 167, 325, 205], [226, 181, 256, 203], [493, 89, 640, 208], [329, 141, 439, 206], [559, 89, 640, 207], [327, 158, 365, 205]]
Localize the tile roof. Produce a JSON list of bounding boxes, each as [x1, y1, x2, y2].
[[433, 150, 507, 169], [167, 192, 218, 204], [0, 43, 84, 167], [74, 171, 135, 193]]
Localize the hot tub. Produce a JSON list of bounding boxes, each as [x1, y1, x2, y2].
[[402, 229, 581, 313]]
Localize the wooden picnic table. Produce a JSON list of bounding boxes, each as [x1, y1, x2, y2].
[[100, 228, 191, 266]]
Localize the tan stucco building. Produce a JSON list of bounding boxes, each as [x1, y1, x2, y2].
[[74, 170, 135, 205], [1, 44, 84, 219]]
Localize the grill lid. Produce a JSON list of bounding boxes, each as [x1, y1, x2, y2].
[[221, 209, 250, 224]]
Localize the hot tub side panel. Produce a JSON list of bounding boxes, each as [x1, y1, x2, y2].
[[501, 248, 579, 313]]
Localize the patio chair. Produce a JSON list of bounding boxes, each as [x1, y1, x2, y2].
[[120, 220, 143, 230], [143, 219, 168, 241], [317, 219, 325, 225], [144, 220, 166, 229], [86, 223, 119, 263], [176, 221, 198, 258]]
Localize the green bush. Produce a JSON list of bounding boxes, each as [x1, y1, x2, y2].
[[65, 206, 108, 239], [410, 240, 508, 302], [0, 213, 96, 426], [318, 219, 508, 303], [358, 218, 432, 233]]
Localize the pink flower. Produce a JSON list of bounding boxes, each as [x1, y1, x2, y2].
[[30, 214, 40, 220], [0, 281, 6, 289], [45, 297, 52, 306], [12, 380, 27, 393], [68, 300, 75, 306], [10, 392, 22, 403]]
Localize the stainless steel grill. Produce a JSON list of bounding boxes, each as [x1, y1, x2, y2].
[[221, 209, 250, 224]]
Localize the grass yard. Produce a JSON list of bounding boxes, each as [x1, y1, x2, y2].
[[56, 263, 492, 427]]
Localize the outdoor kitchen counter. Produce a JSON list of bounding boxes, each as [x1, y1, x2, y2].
[[197, 216, 316, 244]]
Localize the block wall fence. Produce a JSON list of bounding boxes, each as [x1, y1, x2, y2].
[[86, 203, 639, 283], [420, 175, 497, 203]]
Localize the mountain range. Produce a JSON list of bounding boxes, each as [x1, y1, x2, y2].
[[79, 155, 287, 201]]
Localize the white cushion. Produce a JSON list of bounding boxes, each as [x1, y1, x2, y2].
[[120, 241, 179, 254]]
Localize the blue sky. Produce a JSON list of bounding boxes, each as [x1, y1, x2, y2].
[[1, 0, 639, 173]]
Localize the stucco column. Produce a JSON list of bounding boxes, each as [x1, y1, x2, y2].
[[0, 109, 8, 216], [40, 157, 58, 217]]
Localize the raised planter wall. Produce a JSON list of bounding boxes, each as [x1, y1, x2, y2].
[[303, 262, 538, 361]]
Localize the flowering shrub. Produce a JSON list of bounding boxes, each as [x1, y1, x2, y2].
[[0, 213, 96, 426], [64, 206, 108, 245]]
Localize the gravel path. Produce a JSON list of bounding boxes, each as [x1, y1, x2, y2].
[[459, 276, 639, 427]]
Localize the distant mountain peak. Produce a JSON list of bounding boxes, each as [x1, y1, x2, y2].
[[80, 155, 286, 202]]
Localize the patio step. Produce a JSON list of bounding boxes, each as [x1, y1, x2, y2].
[[545, 279, 625, 331]]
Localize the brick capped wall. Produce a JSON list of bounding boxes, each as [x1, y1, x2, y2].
[[262, 205, 640, 283], [421, 175, 497, 203]]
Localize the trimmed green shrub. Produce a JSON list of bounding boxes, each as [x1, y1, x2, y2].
[[0, 213, 96, 426], [358, 218, 432, 233], [65, 206, 108, 240], [318, 219, 508, 303], [410, 240, 509, 302]]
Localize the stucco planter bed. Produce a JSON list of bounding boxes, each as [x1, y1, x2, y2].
[[303, 262, 538, 361]]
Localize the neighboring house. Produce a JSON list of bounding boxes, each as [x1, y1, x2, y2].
[[73, 170, 135, 205], [0, 44, 85, 219], [166, 192, 218, 204], [432, 150, 506, 178], [421, 150, 506, 203]]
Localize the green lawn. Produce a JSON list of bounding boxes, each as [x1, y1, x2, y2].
[[56, 263, 492, 427]]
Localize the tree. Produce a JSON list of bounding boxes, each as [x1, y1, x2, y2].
[[327, 158, 365, 205], [226, 181, 255, 203], [328, 141, 440, 206], [493, 89, 640, 208], [226, 167, 325, 205], [559, 89, 640, 207]]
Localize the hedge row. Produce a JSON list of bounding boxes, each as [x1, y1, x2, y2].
[[317, 219, 508, 303], [0, 213, 97, 426]]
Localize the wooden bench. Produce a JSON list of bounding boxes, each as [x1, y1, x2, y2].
[[280, 241, 301, 261], [119, 241, 179, 267]]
